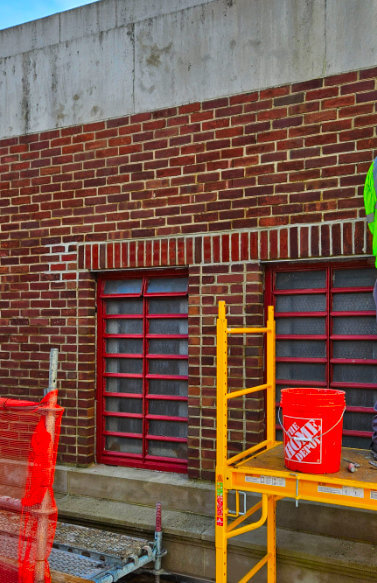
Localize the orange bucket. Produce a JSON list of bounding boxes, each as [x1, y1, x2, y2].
[[281, 388, 346, 474]]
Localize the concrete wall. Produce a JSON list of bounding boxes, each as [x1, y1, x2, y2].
[[1, 0, 377, 139]]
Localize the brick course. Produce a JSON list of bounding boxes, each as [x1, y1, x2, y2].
[[0, 65, 375, 478]]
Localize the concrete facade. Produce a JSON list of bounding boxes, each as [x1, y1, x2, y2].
[[2, 0, 377, 138]]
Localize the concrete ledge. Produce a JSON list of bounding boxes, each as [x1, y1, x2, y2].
[[56, 493, 214, 541], [54, 464, 214, 516]]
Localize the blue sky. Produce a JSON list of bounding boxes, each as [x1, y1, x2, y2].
[[0, 0, 98, 30]]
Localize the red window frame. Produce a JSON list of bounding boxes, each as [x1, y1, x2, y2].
[[96, 269, 188, 473], [266, 259, 377, 448]]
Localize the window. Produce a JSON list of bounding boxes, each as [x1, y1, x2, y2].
[[267, 262, 377, 448], [97, 272, 188, 472]]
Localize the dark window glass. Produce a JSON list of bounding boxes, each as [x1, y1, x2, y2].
[[148, 298, 188, 314], [106, 299, 143, 315], [105, 418, 143, 434], [332, 292, 376, 312], [106, 319, 143, 335], [105, 377, 143, 394], [148, 339, 188, 355], [277, 340, 326, 358], [104, 279, 142, 295], [105, 358, 143, 375], [149, 400, 188, 417], [275, 270, 326, 290], [276, 317, 325, 335], [149, 318, 188, 335], [105, 436, 142, 454], [148, 379, 188, 396], [106, 339, 143, 354], [147, 278, 188, 293], [276, 294, 326, 313], [149, 420, 187, 438], [333, 269, 376, 288], [105, 397, 142, 414]]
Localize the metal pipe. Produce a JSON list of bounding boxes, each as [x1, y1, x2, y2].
[[92, 549, 156, 583], [46, 347, 59, 395], [154, 501, 163, 572], [35, 348, 59, 582]]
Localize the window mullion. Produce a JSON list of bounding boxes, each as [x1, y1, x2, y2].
[[326, 266, 331, 389], [142, 277, 148, 463]]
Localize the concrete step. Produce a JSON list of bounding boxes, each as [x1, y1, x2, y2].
[[54, 464, 214, 517]]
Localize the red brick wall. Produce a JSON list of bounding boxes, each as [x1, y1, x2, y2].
[[0, 65, 375, 478]]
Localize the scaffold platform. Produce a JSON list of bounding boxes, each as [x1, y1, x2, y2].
[[0, 513, 164, 583], [50, 521, 163, 582]]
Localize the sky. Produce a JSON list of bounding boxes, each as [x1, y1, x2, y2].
[[0, 0, 98, 30]]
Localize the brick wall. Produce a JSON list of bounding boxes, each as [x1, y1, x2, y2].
[[0, 65, 375, 479]]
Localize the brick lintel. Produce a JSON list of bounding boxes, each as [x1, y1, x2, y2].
[[78, 218, 371, 271]]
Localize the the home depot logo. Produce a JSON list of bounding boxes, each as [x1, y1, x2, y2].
[[284, 416, 322, 464]]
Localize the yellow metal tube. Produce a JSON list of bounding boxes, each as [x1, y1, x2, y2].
[[215, 301, 228, 583], [227, 499, 263, 533], [227, 327, 268, 334], [238, 554, 270, 583], [227, 440, 270, 466], [266, 305, 276, 445], [267, 496, 277, 582], [225, 384, 270, 401], [215, 485, 228, 583], [216, 300, 228, 469], [225, 495, 268, 539]]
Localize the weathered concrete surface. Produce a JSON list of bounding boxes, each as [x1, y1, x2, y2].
[[1, 0, 377, 138]]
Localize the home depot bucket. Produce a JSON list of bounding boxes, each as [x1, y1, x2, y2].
[[281, 388, 346, 474]]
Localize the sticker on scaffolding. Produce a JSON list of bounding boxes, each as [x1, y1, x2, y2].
[[318, 484, 364, 498], [245, 475, 286, 487], [284, 416, 322, 464], [370, 491, 377, 501], [216, 475, 224, 526]]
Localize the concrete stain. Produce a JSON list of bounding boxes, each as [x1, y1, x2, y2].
[[146, 43, 172, 68], [21, 53, 30, 133]]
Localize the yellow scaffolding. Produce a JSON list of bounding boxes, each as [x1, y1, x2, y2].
[[215, 300, 377, 583]]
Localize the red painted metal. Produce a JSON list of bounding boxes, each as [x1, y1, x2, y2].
[[97, 269, 188, 473], [267, 260, 377, 448]]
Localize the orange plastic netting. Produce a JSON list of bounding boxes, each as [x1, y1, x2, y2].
[[0, 391, 63, 583]]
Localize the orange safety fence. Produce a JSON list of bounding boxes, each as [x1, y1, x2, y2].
[[0, 390, 63, 583]]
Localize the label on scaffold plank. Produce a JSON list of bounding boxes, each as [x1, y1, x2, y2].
[[370, 490, 377, 500], [216, 474, 224, 526], [245, 475, 286, 487], [317, 484, 364, 498]]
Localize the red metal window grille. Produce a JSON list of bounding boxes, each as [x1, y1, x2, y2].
[[266, 261, 377, 449], [97, 271, 188, 473]]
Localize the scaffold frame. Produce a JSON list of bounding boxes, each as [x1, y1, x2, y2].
[[215, 301, 377, 583]]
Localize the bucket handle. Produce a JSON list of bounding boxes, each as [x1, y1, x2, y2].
[[277, 406, 346, 442]]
